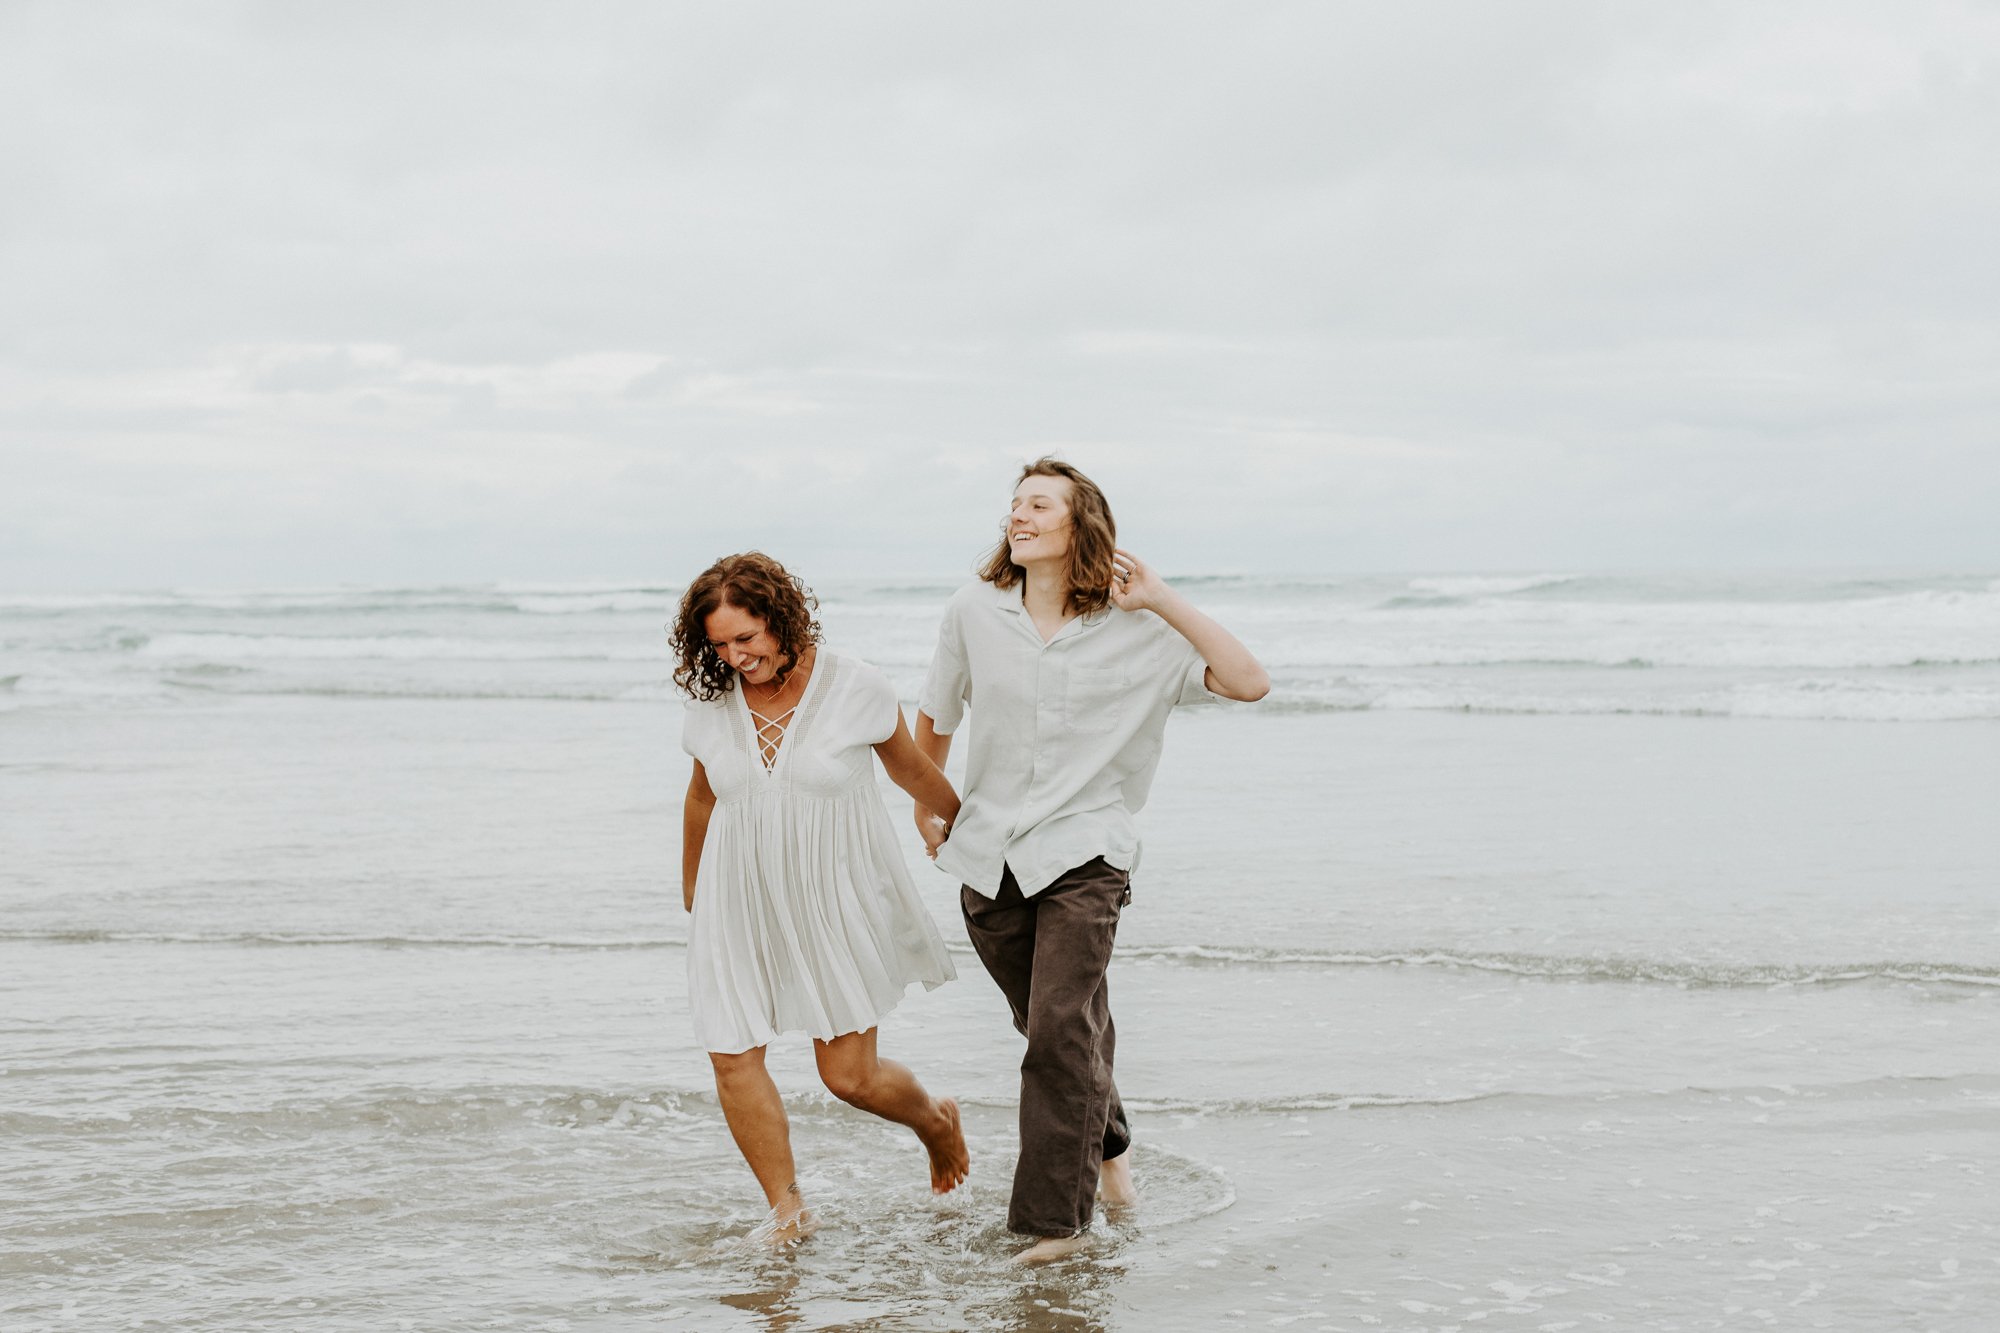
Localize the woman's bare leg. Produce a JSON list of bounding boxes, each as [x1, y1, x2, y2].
[[709, 1047, 812, 1238], [813, 1028, 969, 1193]]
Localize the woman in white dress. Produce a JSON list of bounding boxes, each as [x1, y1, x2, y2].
[[671, 551, 969, 1243]]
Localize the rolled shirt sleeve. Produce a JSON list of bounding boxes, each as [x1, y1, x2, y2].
[[917, 598, 972, 734], [1173, 648, 1224, 708]]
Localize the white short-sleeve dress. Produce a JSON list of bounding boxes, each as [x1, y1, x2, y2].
[[682, 649, 956, 1054]]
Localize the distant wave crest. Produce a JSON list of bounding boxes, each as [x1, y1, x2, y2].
[[9, 928, 1995, 991], [1119, 943, 2000, 989], [134, 632, 661, 663], [8, 575, 1998, 723], [1247, 682, 2000, 723], [1404, 574, 1579, 598], [8, 1072, 1991, 1138], [0, 927, 684, 951]]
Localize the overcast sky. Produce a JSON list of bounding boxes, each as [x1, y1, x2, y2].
[[3, 1, 1996, 589]]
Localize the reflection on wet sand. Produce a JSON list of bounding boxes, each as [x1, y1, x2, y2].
[[716, 1265, 801, 1331]]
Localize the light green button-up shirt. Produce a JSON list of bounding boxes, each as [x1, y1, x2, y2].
[[918, 580, 1220, 897]]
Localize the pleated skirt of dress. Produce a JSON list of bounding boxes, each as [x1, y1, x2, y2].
[[686, 783, 956, 1054]]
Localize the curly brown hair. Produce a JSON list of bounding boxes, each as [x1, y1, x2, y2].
[[975, 456, 1118, 617], [669, 552, 823, 702]]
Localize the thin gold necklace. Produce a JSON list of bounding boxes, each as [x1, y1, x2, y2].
[[746, 653, 808, 708]]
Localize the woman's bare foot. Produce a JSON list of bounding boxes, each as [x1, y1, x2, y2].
[[919, 1097, 970, 1194], [748, 1185, 818, 1250], [1012, 1232, 1090, 1265], [1098, 1150, 1138, 1209]]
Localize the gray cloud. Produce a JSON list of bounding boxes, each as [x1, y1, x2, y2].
[[3, 1, 1997, 588]]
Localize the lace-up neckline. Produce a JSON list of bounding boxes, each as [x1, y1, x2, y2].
[[738, 652, 820, 773], [745, 699, 798, 770]]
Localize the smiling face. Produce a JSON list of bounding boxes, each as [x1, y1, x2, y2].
[[972, 457, 1119, 616], [1007, 474, 1074, 569], [703, 600, 787, 686]]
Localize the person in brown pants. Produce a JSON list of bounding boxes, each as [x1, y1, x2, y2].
[[961, 858, 1132, 1240], [913, 457, 1270, 1263]]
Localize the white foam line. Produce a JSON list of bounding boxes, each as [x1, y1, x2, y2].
[[8, 931, 1998, 989], [1121, 944, 2000, 988], [0, 929, 685, 951]]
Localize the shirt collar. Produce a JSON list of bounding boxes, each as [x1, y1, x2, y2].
[[992, 580, 1112, 634]]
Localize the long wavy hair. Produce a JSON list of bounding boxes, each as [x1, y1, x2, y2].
[[669, 552, 823, 702], [975, 456, 1118, 617]]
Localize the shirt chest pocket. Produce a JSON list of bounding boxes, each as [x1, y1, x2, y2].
[[1065, 664, 1133, 734]]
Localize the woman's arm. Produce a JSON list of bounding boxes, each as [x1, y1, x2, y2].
[[682, 760, 716, 913], [878, 708, 959, 858], [1110, 547, 1271, 702], [912, 596, 969, 857], [910, 710, 954, 857]]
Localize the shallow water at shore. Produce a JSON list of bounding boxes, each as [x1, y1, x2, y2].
[[5, 578, 1999, 1329]]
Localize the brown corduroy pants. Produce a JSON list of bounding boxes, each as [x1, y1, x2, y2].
[[960, 857, 1131, 1238]]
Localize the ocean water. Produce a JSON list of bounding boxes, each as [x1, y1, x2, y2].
[[3, 573, 1998, 1331]]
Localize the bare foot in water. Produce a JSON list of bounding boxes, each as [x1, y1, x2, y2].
[[750, 1208, 817, 1250], [748, 1187, 819, 1250], [920, 1097, 969, 1194], [1098, 1149, 1138, 1209], [1012, 1232, 1090, 1265]]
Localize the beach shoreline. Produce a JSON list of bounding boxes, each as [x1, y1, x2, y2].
[[5, 579, 1997, 1328]]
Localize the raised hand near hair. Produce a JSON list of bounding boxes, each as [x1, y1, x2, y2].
[[1107, 547, 1271, 701], [1108, 548, 1174, 615]]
